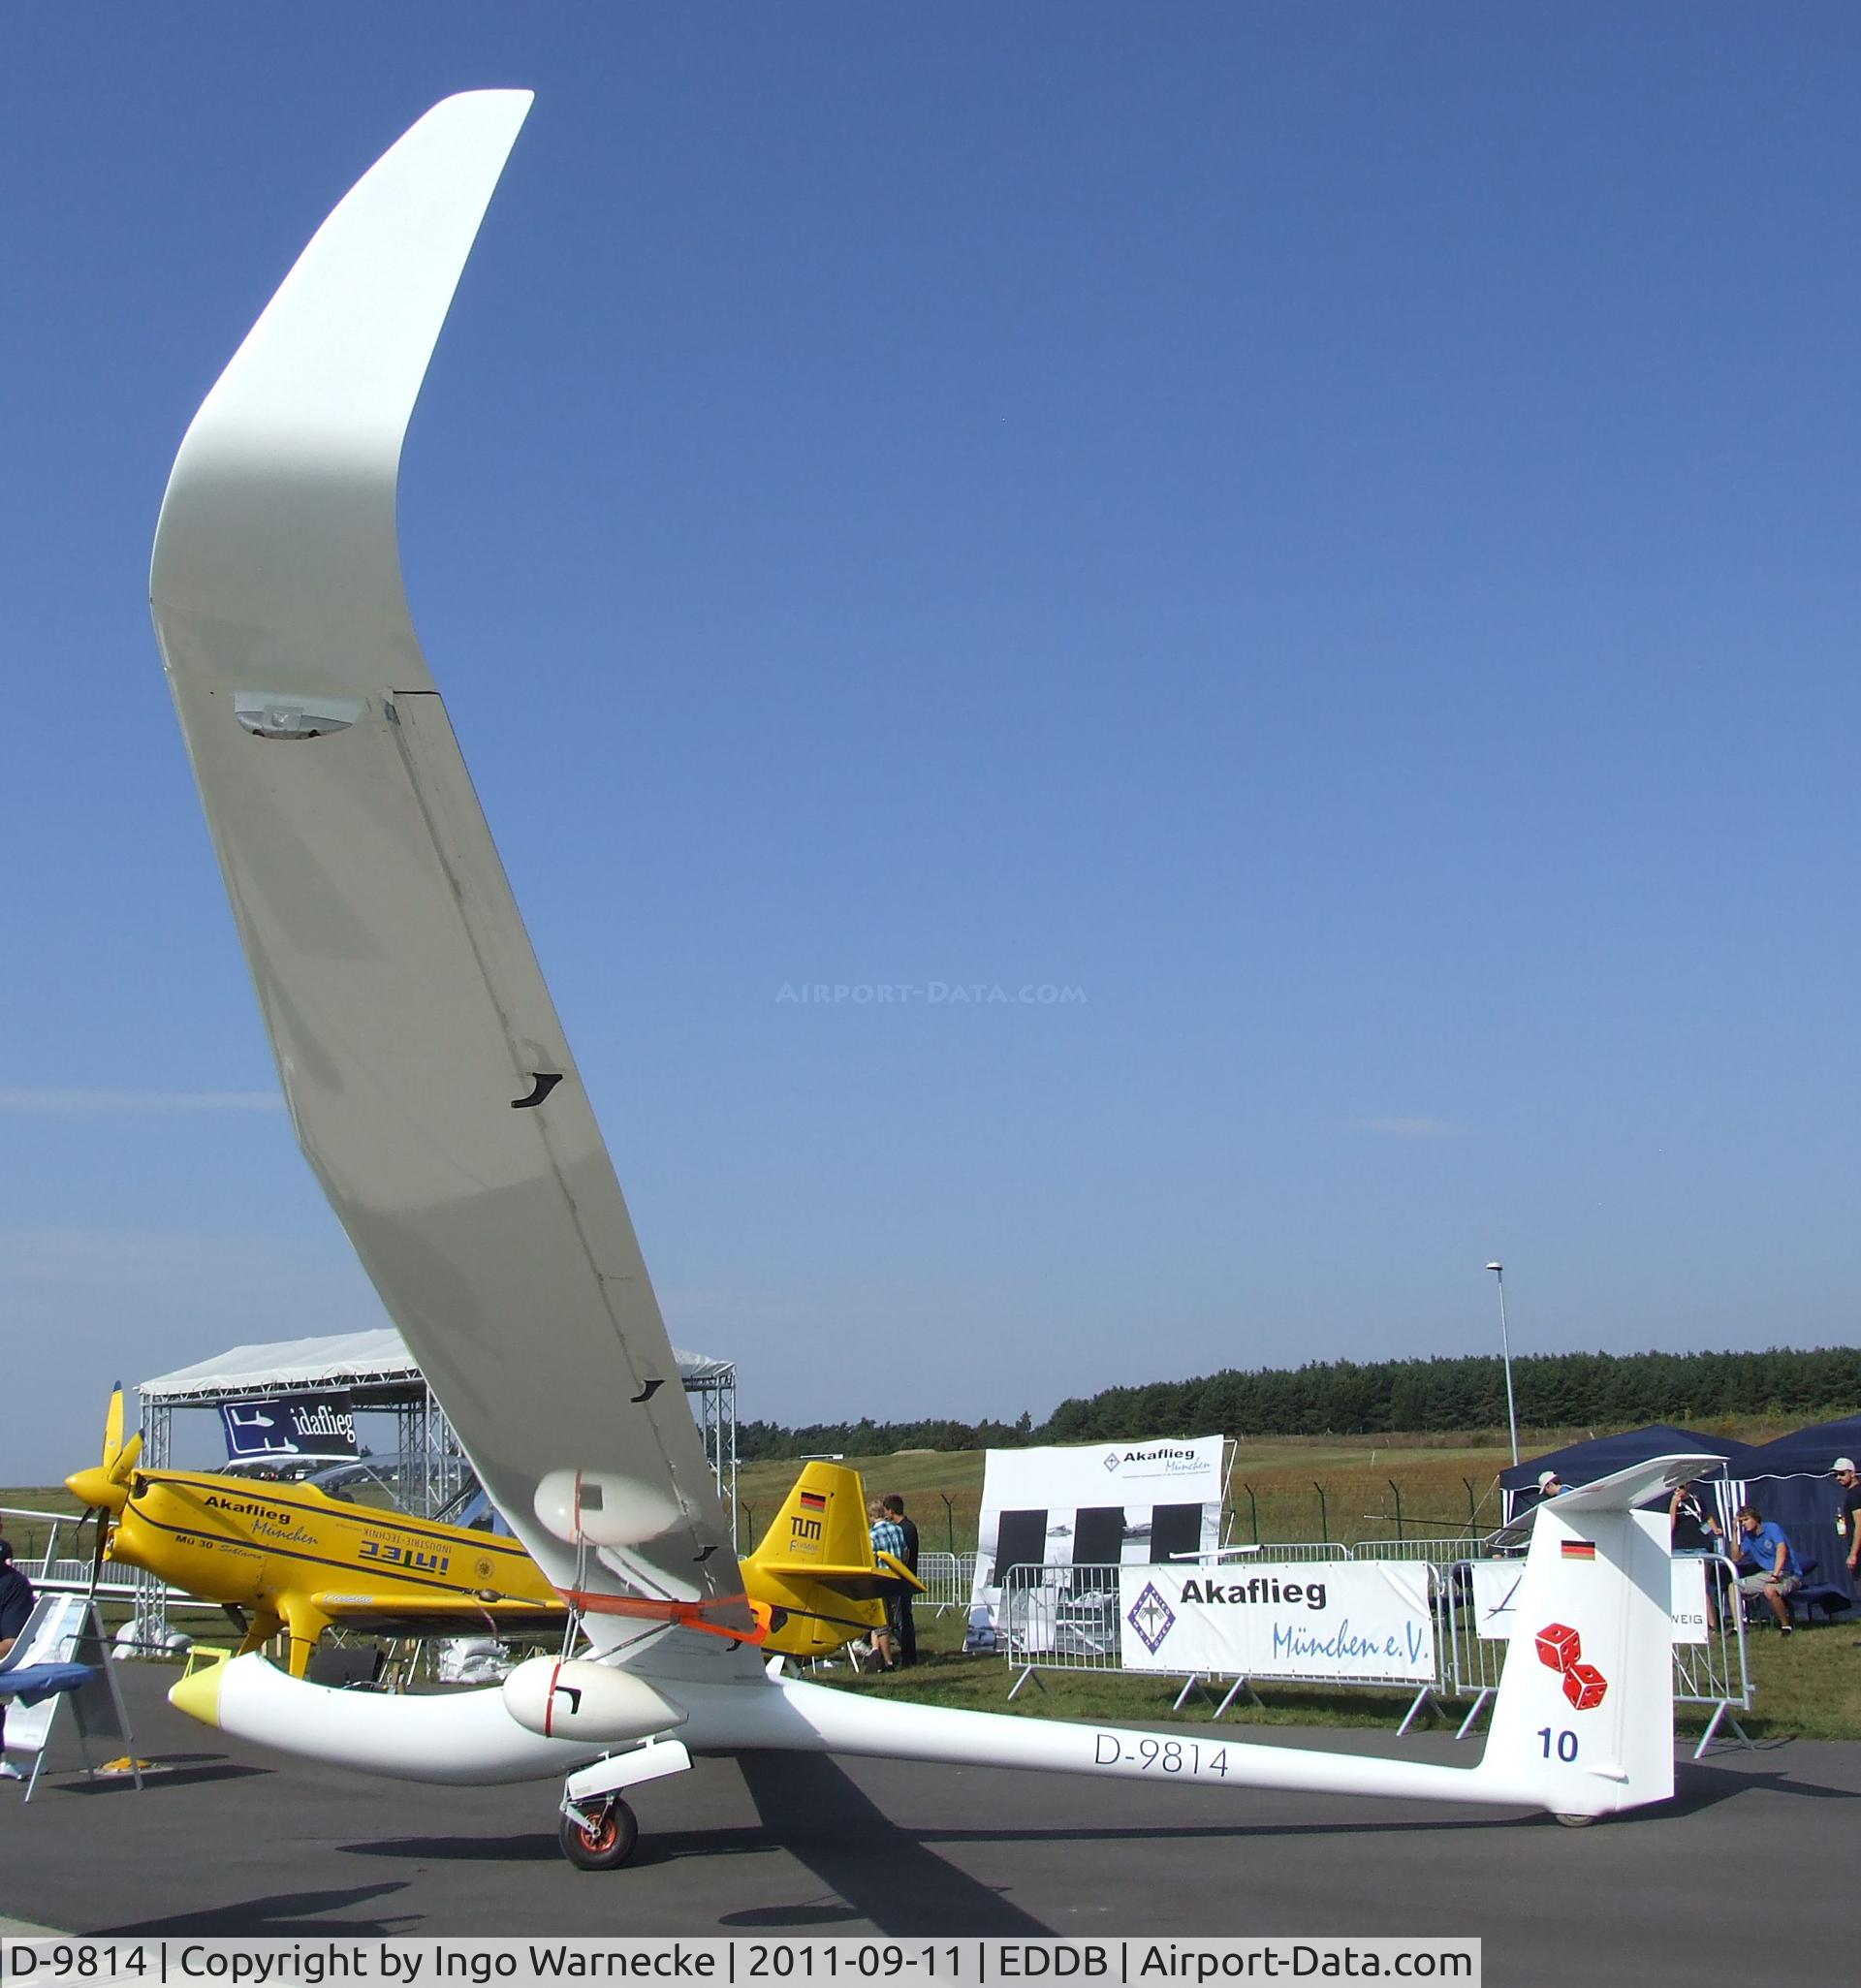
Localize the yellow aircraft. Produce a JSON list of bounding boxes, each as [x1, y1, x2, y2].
[[67, 1390, 918, 1677]]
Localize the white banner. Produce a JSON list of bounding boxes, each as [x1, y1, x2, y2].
[[1118, 1561, 1435, 1682], [1469, 1556, 1709, 1645], [970, 1435, 1225, 1637], [1669, 1558, 1711, 1645]]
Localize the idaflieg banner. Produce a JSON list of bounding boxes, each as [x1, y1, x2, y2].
[[220, 1395, 359, 1462], [1118, 1562, 1435, 1682]]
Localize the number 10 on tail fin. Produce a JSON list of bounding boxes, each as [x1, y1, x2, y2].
[[1479, 1454, 1718, 1819]]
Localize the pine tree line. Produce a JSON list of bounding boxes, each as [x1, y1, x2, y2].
[[737, 1345, 1861, 1461]]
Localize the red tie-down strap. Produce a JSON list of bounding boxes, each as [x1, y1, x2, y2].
[[560, 1589, 772, 1648]]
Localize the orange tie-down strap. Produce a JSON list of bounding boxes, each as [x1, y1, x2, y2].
[[561, 1589, 772, 1647]]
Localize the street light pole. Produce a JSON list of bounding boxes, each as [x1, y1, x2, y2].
[[1486, 1261, 1520, 1467]]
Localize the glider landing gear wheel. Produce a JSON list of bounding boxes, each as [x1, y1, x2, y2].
[[559, 1797, 639, 1871], [1552, 1813, 1596, 1828]]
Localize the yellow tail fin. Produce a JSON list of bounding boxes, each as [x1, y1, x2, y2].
[[749, 1462, 874, 1578], [741, 1463, 911, 1661]]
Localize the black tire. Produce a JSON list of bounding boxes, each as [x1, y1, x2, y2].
[[1552, 1813, 1596, 1829], [559, 1797, 640, 1871]]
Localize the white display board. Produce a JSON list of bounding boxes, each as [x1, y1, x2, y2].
[[0, 1594, 90, 1752], [0, 1591, 138, 1801], [1469, 1557, 1709, 1646], [1117, 1561, 1435, 1683], [970, 1436, 1225, 1635]]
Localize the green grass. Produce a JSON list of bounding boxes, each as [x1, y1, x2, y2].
[[1719, 1613, 1861, 1741]]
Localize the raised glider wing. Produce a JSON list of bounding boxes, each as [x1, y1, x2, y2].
[[148, 89, 756, 1671], [151, 92, 1708, 1868]]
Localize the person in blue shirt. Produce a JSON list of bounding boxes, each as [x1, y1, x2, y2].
[[1731, 1504, 1801, 1635]]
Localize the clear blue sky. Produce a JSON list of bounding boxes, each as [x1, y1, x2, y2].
[[4, 7, 1857, 1482]]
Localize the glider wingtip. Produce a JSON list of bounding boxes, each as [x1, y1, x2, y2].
[[420, 86, 536, 141], [148, 84, 537, 652]]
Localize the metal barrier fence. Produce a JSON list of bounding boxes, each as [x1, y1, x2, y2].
[[1000, 1563, 1125, 1694], [1175, 1538, 1477, 1564], [1348, 1537, 1481, 1563], [0, 1507, 140, 1595], [998, 1549, 1754, 1753], [918, 1550, 976, 1612], [1188, 1541, 1349, 1565], [1669, 1557, 1755, 1753]]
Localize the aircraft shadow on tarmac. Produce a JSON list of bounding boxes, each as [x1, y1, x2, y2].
[[344, 1826, 783, 1869], [103, 1883, 419, 1939], [1666, 1759, 1859, 1817], [59, 1755, 269, 1795], [725, 1752, 1053, 1936], [343, 1832, 567, 1863], [338, 1753, 1057, 1936]]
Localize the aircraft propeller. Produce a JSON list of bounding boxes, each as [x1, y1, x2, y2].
[[64, 1383, 144, 1594]]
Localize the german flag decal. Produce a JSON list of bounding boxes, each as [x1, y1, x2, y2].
[[799, 1491, 827, 1511], [1561, 1540, 1596, 1561]]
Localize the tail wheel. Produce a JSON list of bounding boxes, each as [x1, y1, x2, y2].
[[559, 1797, 639, 1871], [1553, 1813, 1596, 1829]]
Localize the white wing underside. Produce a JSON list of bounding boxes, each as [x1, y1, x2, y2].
[[148, 92, 759, 1683]]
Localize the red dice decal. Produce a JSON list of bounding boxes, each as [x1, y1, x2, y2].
[[1561, 1661, 1608, 1712], [1536, 1623, 1607, 1710], [1536, 1622, 1581, 1673]]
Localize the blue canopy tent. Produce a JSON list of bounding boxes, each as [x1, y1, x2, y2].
[[1727, 1414, 1861, 1620], [1499, 1424, 1751, 1524]]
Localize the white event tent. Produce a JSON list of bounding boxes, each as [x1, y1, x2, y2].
[[138, 1326, 738, 1526]]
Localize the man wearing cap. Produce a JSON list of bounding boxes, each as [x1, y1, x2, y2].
[[1833, 1460, 1861, 1583], [0, 1540, 36, 1780], [1535, 1470, 1566, 1503]]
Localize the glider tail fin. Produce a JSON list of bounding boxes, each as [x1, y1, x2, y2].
[[1480, 1454, 1718, 1818]]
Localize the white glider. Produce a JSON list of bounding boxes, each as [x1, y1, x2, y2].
[[151, 93, 1710, 1868]]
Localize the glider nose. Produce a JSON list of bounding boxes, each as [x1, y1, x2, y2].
[[66, 1467, 127, 1514], [168, 1658, 226, 1730]]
